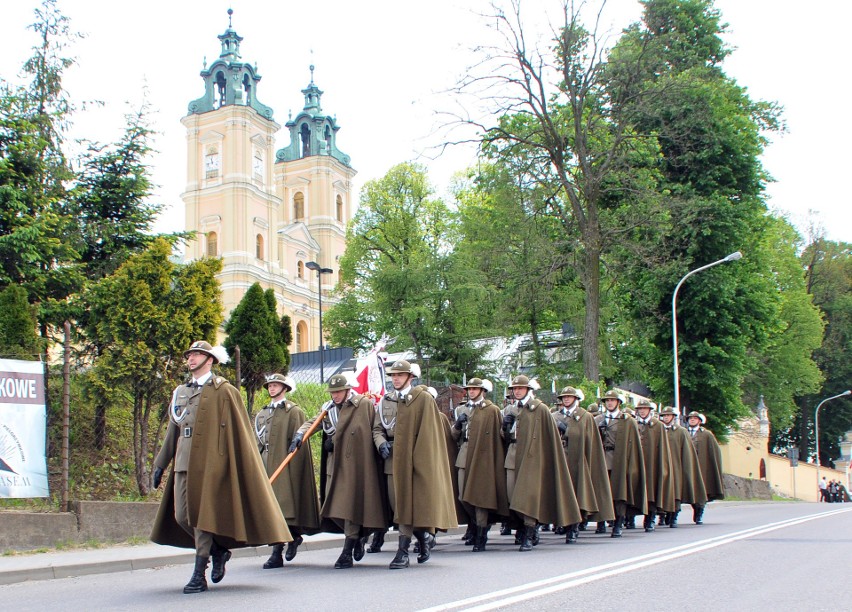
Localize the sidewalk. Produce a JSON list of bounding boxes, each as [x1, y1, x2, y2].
[[0, 532, 350, 586]]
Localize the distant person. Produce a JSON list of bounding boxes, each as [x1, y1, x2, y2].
[[151, 341, 290, 594], [819, 477, 828, 502], [659, 406, 707, 527], [687, 411, 725, 523]]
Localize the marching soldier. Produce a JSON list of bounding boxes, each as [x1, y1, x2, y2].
[[290, 373, 388, 569], [458, 378, 509, 551], [633, 399, 676, 532], [450, 381, 476, 544], [151, 341, 291, 594], [255, 374, 321, 568], [594, 390, 647, 537], [374, 360, 456, 569], [659, 406, 707, 527], [687, 411, 725, 523], [503, 375, 581, 551], [552, 386, 614, 543]]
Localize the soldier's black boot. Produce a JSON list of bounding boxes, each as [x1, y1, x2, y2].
[[414, 531, 432, 564], [531, 524, 541, 546], [624, 515, 636, 530], [658, 513, 667, 526], [669, 511, 679, 528], [519, 526, 535, 552], [183, 556, 209, 594], [367, 529, 385, 553], [262, 544, 284, 569], [579, 520, 588, 531], [565, 523, 579, 544], [514, 528, 523, 545], [500, 522, 512, 536], [389, 536, 411, 569], [611, 516, 624, 538], [334, 538, 356, 569], [595, 521, 607, 534], [210, 543, 231, 584], [462, 523, 476, 545], [693, 505, 705, 525], [472, 526, 488, 552], [284, 535, 303, 562], [644, 514, 655, 532]]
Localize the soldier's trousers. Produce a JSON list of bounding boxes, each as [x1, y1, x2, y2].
[[174, 471, 214, 556]]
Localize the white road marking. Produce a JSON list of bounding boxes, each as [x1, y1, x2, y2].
[[418, 507, 852, 612]]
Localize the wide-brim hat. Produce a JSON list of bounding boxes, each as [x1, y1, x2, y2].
[[509, 374, 532, 389], [466, 377, 493, 393], [386, 359, 413, 374], [686, 410, 706, 424], [184, 340, 220, 364], [586, 403, 599, 414], [558, 386, 585, 401], [264, 373, 295, 392], [635, 398, 654, 410], [601, 390, 623, 404], [327, 373, 352, 392], [659, 406, 678, 416]]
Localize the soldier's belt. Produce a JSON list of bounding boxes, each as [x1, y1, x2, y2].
[[604, 444, 615, 451]]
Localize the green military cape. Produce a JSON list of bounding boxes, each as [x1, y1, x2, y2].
[[557, 407, 615, 522], [664, 423, 708, 506], [151, 377, 292, 548], [637, 417, 677, 513], [438, 408, 469, 523], [320, 394, 389, 531], [258, 400, 321, 534], [461, 399, 510, 518], [511, 398, 582, 526], [692, 427, 725, 501], [599, 412, 648, 516], [392, 385, 457, 530]]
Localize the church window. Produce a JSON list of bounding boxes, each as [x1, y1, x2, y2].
[[296, 321, 308, 353], [293, 192, 305, 220], [215, 71, 227, 108], [206, 231, 218, 257], [300, 123, 311, 157], [243, 73, 253, 105], [253, 148, 264, 181], [297, 260, 304, 279], [325, 125, 332, 152], [205, 146, 219, 179], [336, 194, 343, 222], [256, 234, 264, 260]]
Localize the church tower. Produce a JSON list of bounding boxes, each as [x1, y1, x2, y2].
[[182, 10, 355, 354]]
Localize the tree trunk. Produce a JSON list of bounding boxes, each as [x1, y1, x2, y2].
[[582, 243, 601, 381], [94, 399, 107, 450]]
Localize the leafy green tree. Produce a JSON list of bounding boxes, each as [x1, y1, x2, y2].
[[85, 239, 223, 494], [0, 285, 41, 358], [224, 283, 288, 412], [326, 162, 486, 381]]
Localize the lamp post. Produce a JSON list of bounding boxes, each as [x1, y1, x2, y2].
[[672, 251, 742, 416], [814, 390, 852, 489], [305, 261, 333, 383]]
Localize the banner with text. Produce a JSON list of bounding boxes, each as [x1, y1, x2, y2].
[[0, 359, 49, 498]]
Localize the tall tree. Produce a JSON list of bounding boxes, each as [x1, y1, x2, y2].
[[0, 285, 41, 358], [224, 282, 288, 412], [454, 0, 663, 380], [86, 239, 223, 495]]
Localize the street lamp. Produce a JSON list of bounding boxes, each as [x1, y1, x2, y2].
[[814, 390, 852, 488], [672, 251, 742, 416], [305, 261, 333, 382]]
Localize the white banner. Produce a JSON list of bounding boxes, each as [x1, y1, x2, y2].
[[0, 359, 49, 498]]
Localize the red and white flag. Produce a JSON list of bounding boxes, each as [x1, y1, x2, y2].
[[354, 337, 388, 403]]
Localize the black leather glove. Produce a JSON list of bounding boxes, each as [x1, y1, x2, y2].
[[323, 437, 335, 453], [153, 467, 164, 489], [453, 413, 468, 430], [502, 414, 516, 430], [379, 442, 392, 460], [557, 421, 567, 435], [288, 432, 304, 454]]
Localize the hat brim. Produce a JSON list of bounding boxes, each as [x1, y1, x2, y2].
[[183, 349, 219, 364]]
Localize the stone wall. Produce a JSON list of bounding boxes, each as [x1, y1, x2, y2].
[[723, 473, 773, 500], [0, 501, 159, 552]]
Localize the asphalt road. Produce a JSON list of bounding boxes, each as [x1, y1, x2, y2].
[[1, 502, 849, 611]]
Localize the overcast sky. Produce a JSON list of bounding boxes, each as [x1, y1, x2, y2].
[[2, 0, 849, 244]]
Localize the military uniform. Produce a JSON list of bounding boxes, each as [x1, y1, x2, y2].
[[294, 374, 388, 568], [450, 393, 475, 542], [255, 374, 320, 567], [659, 406, 707, 527], [634, 400, 676, 531], [688, 411, 725, 524], [594, 390, 647, 537], [152, 341, 290, 593]]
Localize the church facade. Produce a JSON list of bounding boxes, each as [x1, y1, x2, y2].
[[181, 15, 354, 354]]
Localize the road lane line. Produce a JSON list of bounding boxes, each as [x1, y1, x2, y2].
[[419, 507, 851, 612]]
